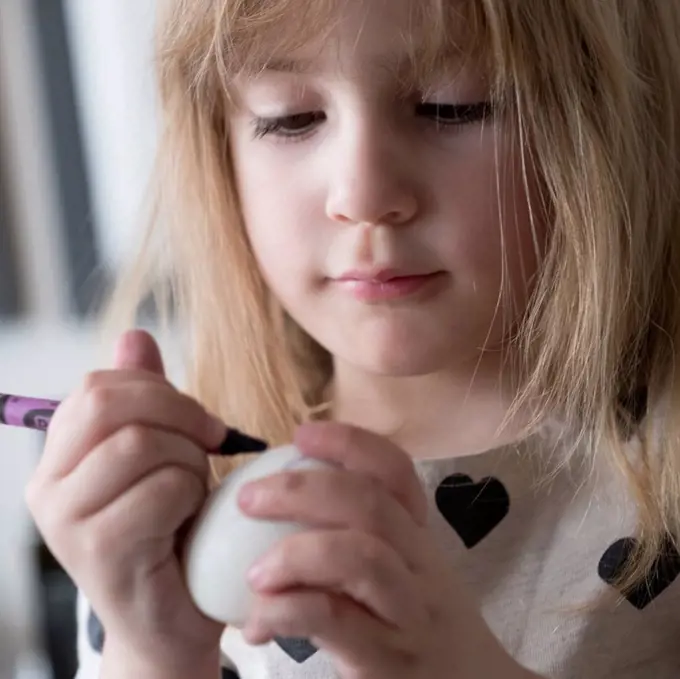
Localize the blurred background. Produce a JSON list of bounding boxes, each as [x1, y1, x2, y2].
[[0, 2, 164, 677]]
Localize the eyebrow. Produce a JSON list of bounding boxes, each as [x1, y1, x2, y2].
[[261, 58, 317, 74]]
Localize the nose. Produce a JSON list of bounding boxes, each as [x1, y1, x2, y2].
[[325, 119, 419, 228]]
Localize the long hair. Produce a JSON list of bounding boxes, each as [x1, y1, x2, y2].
[[100, 0, 680, 593]]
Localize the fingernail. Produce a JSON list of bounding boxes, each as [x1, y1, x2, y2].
[[247, 559, 271, 587], [238, 483, 260, 509]]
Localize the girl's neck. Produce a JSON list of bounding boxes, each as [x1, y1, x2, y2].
[[330, 355, 529, 461]]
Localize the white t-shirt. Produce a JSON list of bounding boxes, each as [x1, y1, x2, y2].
[[75, 434, 680, 678]]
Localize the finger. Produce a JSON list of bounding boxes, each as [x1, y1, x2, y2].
[[37, 370, 163, 460], [41, 380, 224, 480], [88, 465, 207, 559], [245, 590, 417, 672], [248, 529, 425, 628], [239, 467, 428, 571], [294, 421, 428, 526], [59, 426, 210, 518], [72, 369, 171, 390], [113, 329, 165, 375], [35, 463, 207, 586]]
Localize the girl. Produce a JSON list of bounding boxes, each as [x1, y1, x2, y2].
[[25, 0, 680, 677]]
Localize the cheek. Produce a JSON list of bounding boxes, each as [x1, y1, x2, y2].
[[247, 216, 310, 302], [233, 147, 317, 290], [439, 137, 546, 309]]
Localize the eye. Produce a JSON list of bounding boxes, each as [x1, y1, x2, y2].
[[252, 111, 325, 139], [416, 101, 494, 126]]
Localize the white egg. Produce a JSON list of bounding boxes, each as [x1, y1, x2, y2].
[[183, 444, 330, 627]]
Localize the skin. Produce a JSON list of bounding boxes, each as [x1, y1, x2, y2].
[[230, 0, 546, 460], [26, 332, 539, 679], [229, 0, 546, 676], [238, 420, 540, 679], [26, 331, 229, 678], [26, 0, 547, 676]]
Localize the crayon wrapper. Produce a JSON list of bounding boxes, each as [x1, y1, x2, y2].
[[0, 395, 60, 430]]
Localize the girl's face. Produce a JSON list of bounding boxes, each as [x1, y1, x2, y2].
[[230, 0, 545, 377]]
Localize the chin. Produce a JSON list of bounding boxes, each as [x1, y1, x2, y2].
[[342, 337, 455, 377], [301, 311, 461, 376]]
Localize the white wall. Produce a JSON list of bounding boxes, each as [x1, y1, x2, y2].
[[62, 0, 159, 272], [0, 324, 99, 676], [0, 1, 160, 675]]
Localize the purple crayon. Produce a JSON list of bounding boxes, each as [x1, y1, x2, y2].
[[0, 392, 269, 455], [0, 394, 60, 431]]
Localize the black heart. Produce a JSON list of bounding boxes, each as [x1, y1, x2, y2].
[[598, 536, 680, 609], [87, 608, 105, 654], [221, 668, 240, 679], [275, 636, 318, 663], [435, 473, 510, 548]]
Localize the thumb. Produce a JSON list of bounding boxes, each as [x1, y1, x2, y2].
[[112, 329, 166, 376]]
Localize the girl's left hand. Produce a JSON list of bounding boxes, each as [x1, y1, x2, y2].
[[237, 421, 534, 679]]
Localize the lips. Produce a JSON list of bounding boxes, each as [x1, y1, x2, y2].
[[336, 268, 431, 283], [332, 269, 446, 302]]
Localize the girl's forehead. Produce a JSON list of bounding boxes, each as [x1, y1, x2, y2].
[[228, 0, 482, 81]]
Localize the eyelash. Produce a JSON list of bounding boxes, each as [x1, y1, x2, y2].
[[251, 101, 494, 141]]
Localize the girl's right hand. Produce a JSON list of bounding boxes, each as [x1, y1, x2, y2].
[[25, 330, 227, 668]]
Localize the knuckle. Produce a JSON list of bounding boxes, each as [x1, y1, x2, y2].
[[357, 535, 388, 578], [154, 465, 196, 498], [81, 370, 109, 393], [115, 424, 155, 456], [82, 385, 116, 424]]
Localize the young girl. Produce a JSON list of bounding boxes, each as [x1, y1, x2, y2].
[[25, 0, 680, 677]]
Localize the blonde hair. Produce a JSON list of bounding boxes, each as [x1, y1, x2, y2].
[[100, 0, 680, 592]]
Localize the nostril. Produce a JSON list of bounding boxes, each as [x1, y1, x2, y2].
[[328, 211, 354, 224]]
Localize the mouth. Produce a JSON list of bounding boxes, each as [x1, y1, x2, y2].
[[331, 269, 447, 303]]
